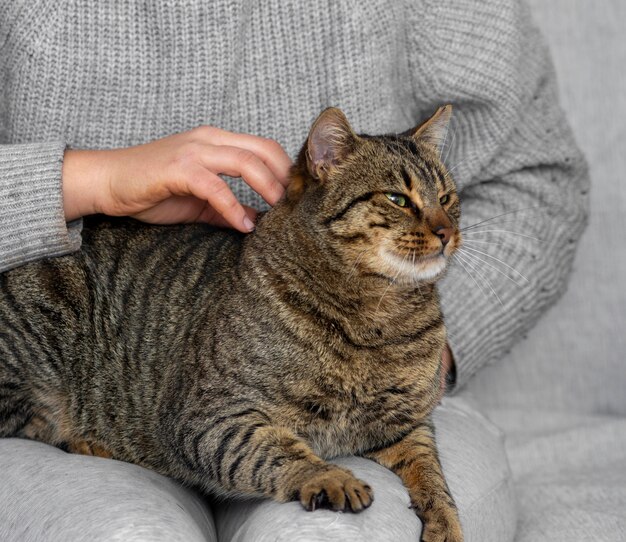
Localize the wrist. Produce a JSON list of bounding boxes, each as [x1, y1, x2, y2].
[[62, 149, 114, 220]]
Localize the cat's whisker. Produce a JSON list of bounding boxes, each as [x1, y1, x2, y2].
[[458, 245, 530, 284], [461, 206, 544, 232], [457, 247, 527, 288], [453, 253, 495, 305], [459, 239, 503, 247], [454, 252, 504, 306], [452, 253, 487, 299], [463, 219, 541, 232], [445, 157, 468, 176], [461, 229, 544, 243]]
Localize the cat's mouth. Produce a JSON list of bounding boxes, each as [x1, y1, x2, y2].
[[419, 251, 445, 262], [380, 249, 448, 281]]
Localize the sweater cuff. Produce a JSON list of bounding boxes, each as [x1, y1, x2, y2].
[[0, 142, 82, 272]]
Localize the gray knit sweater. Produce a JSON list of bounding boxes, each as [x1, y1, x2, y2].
[[0, 0, 588, 389]]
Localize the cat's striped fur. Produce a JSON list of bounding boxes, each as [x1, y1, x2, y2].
[[0, 107, 462, 542]]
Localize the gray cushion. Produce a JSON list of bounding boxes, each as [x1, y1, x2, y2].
[[0, 439, 217, 542], [487, 408, 626, 542]]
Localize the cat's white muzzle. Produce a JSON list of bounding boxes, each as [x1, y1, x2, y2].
[[380, 249, 447, 282]]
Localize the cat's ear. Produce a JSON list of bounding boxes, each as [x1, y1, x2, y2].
[[406, 105, 453, 154], [306, 108, 358, 181]]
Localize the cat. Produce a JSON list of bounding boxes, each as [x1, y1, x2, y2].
[[0, 106, 463, 542]]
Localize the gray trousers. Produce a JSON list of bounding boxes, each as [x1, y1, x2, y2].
[[0, 397, 516, 542]]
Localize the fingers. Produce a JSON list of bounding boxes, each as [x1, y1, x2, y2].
[[197, 203, 258, 229], [115, 126, 292, 230], [197, 145, 286, 206], [185, 167, 256, 233], [193, 126, 293, 187]]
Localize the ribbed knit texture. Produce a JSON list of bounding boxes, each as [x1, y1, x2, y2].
[[0, 142, 82, 272], [0, 0, 588, 388]]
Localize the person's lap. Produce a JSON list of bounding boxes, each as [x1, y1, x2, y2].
[[0, 397, 516, 542]]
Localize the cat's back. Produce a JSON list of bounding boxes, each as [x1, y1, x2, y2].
[[0, 217, 244, 369], [79, 216, 243, 291], [2, 216, 243, 301]]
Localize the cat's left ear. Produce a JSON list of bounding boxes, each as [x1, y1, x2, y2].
[[306, 108, 358, 182], [405, 105, 453, 155]]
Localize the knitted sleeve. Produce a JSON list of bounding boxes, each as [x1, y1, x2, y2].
[[407, 0, 589, 389], [0, 142, 82, 273]]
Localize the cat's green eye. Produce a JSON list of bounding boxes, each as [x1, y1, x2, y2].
[[385, 193, 410, 208], [439, 194, 450, 205]]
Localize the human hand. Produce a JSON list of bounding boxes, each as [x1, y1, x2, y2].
[[62, 127, 293, 232]]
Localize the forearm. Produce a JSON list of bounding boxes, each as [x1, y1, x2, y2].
[[442, 162, 588, 389], [442, 89, 589, 389], [0, 142, 82, 273], [407, 0, 590, 389]]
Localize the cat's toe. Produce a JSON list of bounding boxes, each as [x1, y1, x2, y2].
[[343, 477, 373, 512], [299, 467, 373, 513]]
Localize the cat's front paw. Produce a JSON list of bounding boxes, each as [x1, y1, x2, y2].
[[419, 504, 463, 542], [299, 467, 373, 513]]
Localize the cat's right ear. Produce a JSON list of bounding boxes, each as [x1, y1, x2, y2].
[[306, 108, 358, 182]]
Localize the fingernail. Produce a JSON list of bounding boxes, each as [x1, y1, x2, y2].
[[243, 216, 255, 232]]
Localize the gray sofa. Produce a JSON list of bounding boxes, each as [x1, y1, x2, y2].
[[2, 1, 624, 541]]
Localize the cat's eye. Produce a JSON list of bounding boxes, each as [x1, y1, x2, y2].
[[385, 193, 410, 208], [439, 194, 450, 205]]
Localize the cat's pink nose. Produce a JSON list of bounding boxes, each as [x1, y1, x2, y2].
[[433, 226, 453, 246]]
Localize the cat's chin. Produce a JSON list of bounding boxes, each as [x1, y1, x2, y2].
[[379, 249, 448, 282]]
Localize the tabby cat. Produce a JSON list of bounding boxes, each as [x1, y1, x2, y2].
[[0, 106, 463, 542]]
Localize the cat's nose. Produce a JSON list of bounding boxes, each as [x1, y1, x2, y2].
[[433, 226, 453, 246]]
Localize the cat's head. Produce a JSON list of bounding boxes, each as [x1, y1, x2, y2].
[[285, 106, 461, 284]]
